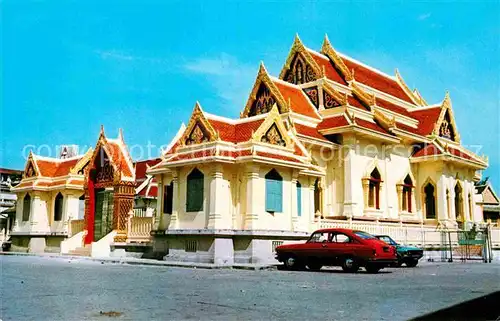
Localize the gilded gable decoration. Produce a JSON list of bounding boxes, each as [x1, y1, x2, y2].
[[179, 102, 219, 147], [24, 154, 38, 178], [250, 83, 276, 116], [303, 87, 319, 108], [350, 82, 375, 111], [321, 34, 353, 82], [261, 123, 286, 146], [252, 105, 293, 148], [433, 92, 460, 143], [279, 34, 323, 84], [323, 90, 341, 109], [242, 63, 289, 118]]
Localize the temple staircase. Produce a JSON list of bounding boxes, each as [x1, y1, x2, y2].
[[68, 244, 91, 256]]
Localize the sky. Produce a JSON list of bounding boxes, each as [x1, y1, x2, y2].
[[1, 1, 499, 186]]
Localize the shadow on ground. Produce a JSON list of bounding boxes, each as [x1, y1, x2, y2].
[[411, 291, 500, 321]]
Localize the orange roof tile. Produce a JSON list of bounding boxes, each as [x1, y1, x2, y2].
[[317, 115, 350, 130], [354, 118, 393, 136], [410, 107, 442, 136], [273, 80, 319, 119], [207, 118, 264, 143], [107, 141, 133, 178], [294, 124, 329, 142], [412, 143, 442, 158], [135, 158, 161, 181], [341, 56, 415, 104]]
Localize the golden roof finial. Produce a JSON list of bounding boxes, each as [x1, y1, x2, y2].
[[100, 124, 105, 136]]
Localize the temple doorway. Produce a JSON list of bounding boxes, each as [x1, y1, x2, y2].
[[94, 188, 114, 241]]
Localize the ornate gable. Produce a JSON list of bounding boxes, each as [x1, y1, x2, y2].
[[23, 153, 38, 178], [322, 82, 347, 109], [434, 93, 460, 143], [180, 102, 219, 146], [241, 63, 289, 118], [279, 35, 322, 85], [252, 105, 293, 148]]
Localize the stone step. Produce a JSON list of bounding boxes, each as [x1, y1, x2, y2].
[[69, 246, 91, 257]]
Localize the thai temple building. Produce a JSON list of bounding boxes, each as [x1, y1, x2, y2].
[[10, 35, 496, 261]]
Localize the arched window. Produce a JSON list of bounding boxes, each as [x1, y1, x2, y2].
[[297, 181, 302, 217], [313, 178, 322, 214], [368, 169, 381, 209], [402, 175, 413, 212], [424, 182, 436, 219], [54, 193, 64, 221], [186, 168, 204, 212], [22, 193, 31, 221], [265, 169, 283, 213], [455, 183, 463, 221]]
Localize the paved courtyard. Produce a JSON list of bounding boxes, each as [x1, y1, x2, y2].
[[1, 255, 499, 321]]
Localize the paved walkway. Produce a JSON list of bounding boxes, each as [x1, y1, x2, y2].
[[0, 251, 277, 270]]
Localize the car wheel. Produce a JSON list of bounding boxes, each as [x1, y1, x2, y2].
[[283, 256, 302, 270], [365, 264, 381, 274], [405, 259, 419, 267], [306, 262, 323, 271], [341, 257, 359, 273]]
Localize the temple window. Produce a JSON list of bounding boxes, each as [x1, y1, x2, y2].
[[163, 181, 173, 215], [455, 183, 463, 221], [54, 192, 64, 221], [296, 181, 302, 217], [368, 169, 381, 210], [398, 175, 413, 212], [22, 193, 31, 221], [424, 182, 436, 219], [265, 169, 283, 213], [186, 168, 204, 212]]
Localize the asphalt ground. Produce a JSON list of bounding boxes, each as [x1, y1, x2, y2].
[[1, 255, 499, 320]]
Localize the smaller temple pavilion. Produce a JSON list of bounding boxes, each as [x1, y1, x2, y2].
[[10, 127, 160, 255]]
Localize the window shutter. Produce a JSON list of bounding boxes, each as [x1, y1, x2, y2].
[[266, 178, 274, 212], [275, 179, 282, 212]]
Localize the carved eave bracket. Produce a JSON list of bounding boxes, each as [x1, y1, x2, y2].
[[322, 81, 347, 106], [373, 109, 395, 133], [179, 102, 220, 146], [350, 82, 375, 111], [279, 34, 324, 81], [321, 34, 354, 82], [252, 105, 294, 148], [241, 63, 289, 118]]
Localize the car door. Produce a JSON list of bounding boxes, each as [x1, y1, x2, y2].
[[327, 232, 354, 264], [305, 231, 331, 262]]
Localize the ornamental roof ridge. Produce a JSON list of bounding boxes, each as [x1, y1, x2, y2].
[[33, 154, 83, 162], [410, 103, 442, 111], [205, 111, 267, 125], [269, 75, 301, 88]]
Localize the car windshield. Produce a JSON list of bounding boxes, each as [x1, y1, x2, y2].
[[353, 231, 377, 240], [377, 236, 398, 245]]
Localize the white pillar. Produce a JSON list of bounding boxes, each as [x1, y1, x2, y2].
[[208, 164, 229, 229], [30, 192, 50, 233], [154, 174, 163, 230], [169, 171, 179, 229], [244, 164, 260, 230], [437, 176, 449, 227], [342, 136, 357, 217], [291, 171, 299, 231]]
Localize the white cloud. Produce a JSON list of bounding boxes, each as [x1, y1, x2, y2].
[[418, 13, 432, 21], [184, 53, 256, 113]]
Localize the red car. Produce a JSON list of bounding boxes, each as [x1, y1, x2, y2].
[[275, 228, 397, 273]]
